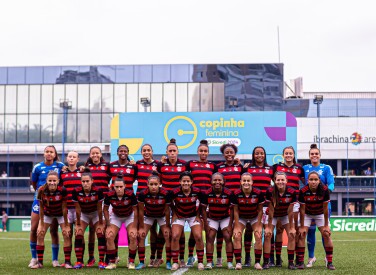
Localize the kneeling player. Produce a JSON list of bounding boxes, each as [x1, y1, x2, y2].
[[137, 171, 172, 269], [103, 174, 138, 270], [201, 173, 235, 270], [296, 171, 335, 270]]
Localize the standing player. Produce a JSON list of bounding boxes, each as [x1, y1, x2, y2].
[[216, 143, 242, 267], [185, 140, 217, 267], [109, 144, 138, 191], [296, 171, 335, 270], [29, 145, 65, 268], [30, 171, 71, 269], [72, 169, 106, 269], [135, 144, 160, 266], [273, 146, 304, 266], [59, 151, 82, 268], [84, 146, 111, 267], [201, 173, 235, 270], [170, 172, 205, 271], [243, 146, 274, 266], [232, 173, 264, 270], [303, 144, 335, 268], [156, 138, 187, 267], [137, 171, 172, 270], [264, 172, 297, 270], [103, 174, 138, 270]]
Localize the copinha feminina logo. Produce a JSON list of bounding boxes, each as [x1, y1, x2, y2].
[[350, 132, 362, 145]]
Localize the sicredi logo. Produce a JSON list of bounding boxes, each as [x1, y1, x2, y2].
[[331, 219, 376, 232]]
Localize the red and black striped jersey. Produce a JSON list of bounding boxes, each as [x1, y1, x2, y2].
[[273, 163, 304, 193], [186, 160, 217, 191], [136, 160, 160, 195], [138, 187, 171, 218], [157, 159, 187, 191], [72, 186, 104, 214], [104, 189, 137, 218], [299, 185, 330, 215], [265, 186, 297, 217], [109, 161, 138, 190], [201, 187, 235, 220], [86, 162, 111, 195], [171, 186, 202, 218], [38, 186, 67, 217], [60, 169, 82, 209], [244, 164, 274, 195], [216, 162, 243, 192], [233, 188, 264, 219]]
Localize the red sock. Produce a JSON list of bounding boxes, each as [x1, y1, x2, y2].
[[36, 245, 45, 265]]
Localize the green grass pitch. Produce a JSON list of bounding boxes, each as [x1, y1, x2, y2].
[[0, 231, 375, 274]]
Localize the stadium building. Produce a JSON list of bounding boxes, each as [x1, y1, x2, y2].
[[0, 64, 375, 216]]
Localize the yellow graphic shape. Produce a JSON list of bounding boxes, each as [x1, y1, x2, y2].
[[111, 114, 120, 139], [119, 138, 144, 154], [273, 154, 284, 164], [164, 116, 198, 150]]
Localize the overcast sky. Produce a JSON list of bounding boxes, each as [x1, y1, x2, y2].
[[0, 0, 375, 91]]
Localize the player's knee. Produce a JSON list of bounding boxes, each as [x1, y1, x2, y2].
[[128, 231, 137, 242], [163, 230, 170, 239], [276, 227, 284, 234]]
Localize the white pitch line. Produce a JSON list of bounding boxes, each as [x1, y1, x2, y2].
[[172, 267, 189, 275], [334, 239, 376, 242], [0, 237, 29, 240]]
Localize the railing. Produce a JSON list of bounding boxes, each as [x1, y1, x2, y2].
[[0, 177, 32, 193], [334, 176, 376, 188]]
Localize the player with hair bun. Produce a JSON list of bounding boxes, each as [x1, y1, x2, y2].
[[185, 139, 217, 267], [30, 171, 70, 269], [303, 144, 335, 268], [296, 171, 335, 270], [71, 168, 105, 269], [103, 173, 138, 270], [156, 138, 187, 267], [137, 171, 172, 270]]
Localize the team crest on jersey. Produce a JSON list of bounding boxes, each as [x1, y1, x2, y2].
[[126, 168, 131, 174], [158, 199, 164, 204], [77, 173, 81, 177], [234, 167, 238, 171], [55, 195, 61, 200], [152, 166, 157, 171], [91, 196, 96, 201], [33, 204, 39, 212], [221, 199, 227, 204], [101, 166, 106, 170], [124, 200, 129, 205], [206, 164, 210, 168], [79, 198, 84, 202], [292, 169, 297, 174], [194, 164, 199, 167], [177, 167, 182, 172], [54, 168, 59, 173]]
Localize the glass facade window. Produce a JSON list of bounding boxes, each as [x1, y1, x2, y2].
[[53, 85, 65, 114], [77, 114, 89, 142], [0, 114, 4, 143], [338, 99, 357, 117], [357, 99, 376, 117], [29, 85, 41, 114], [65, 84, 77, 112], [52, 114, 62, 143], [115, 66, 134, 83], [4, 115, 16, 143], [89, 84, 102, 112], [150, 84, 163, 112], [152, 65, 170, 82], [44, 67, 61, 84], [114, 84, 126, 113], [126, 84, 138, 112], [134, 65, 152, 83], [163, 84, 175, 112], [188, 83, 200, 112], [8, 67, 25, 84], [0, 68, 7, 84], [171, 65, 190, 82], [213, 83, 225, 111], [17, 86, 29, 114], [26, 67, 43, 84], [0, 86, 5, 113], [139, 84, 151, 111], [29, 115, 41, 143], [5, 86, 17, 113], [89, 114, 101, 142], [67, 113, 77, 143], [102, 84, 114, 113], [77, 84, 89, 113], [175, 83, 188, 112], [200, 83, 213, 112], [16, 114, 28, 142], [98, 66, 116, 83]]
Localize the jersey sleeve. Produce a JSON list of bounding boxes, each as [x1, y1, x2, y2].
[[323, 188, 330, 202], [325, 165, 335, 191], [291, 190, 297, 204], [31, 164, 40, 183], [103, 194, 110, 206], [62, 187, 68, 200], [98, 190, 104, 202], [199, 191, 208, 206], [130, 193, 138, 206], [165, 191, 172, 205], [258, 191, 265, 204], [265, 189, 272, 203]]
